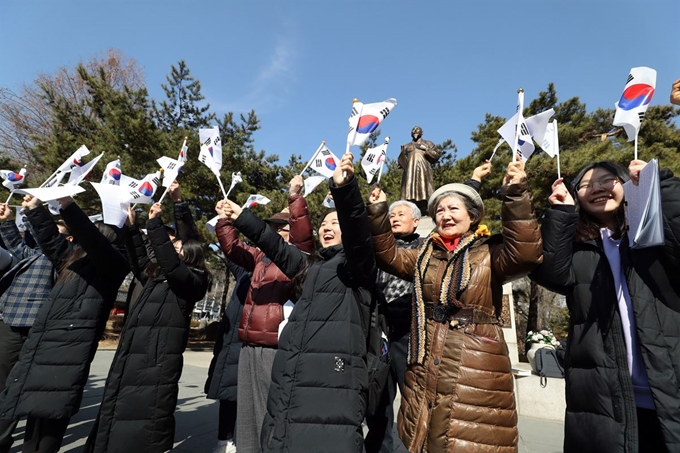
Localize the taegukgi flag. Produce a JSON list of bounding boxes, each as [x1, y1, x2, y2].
[[122, 171, 161, 204], [347, 98, 397, 148], [67, 152, 104, 186], [101, 159, 122, 185], [198, 127, 223, 177], [541, 120, 559, 158], [0, 168, 27, 190], [178, 137, 189, 164], [307, 144, 340, 179], [303, 175, 326, 197], [497, 109, 555, 162], [361, 138, 389, 184], [157, 156, 183, 187], [57, 145, 91, 173], [613, 66, 657, 141], [242, 194, 271, 209]]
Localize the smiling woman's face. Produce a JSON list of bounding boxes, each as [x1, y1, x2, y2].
[[575, 168, 624, 226], [318, 211, 342, 247]]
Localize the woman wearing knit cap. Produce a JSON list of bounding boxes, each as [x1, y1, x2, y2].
[[365, 156, 542, 453]]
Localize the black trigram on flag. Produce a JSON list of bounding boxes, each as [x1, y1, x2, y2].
[[365, 153, 375, 163], [369, 168, 378, 175], [130, 192, 141, 200], [167, 162, 177, 170], [214, 136, 221, 146], [315, 159, 322, 167], [321, 150, 331, 156], [379, 107, 390, 119], [350, 106, 359, 117], [129, 181, 138, 188], [200, 155, 208, 164], [517, 122, 530, 136], [203, 137, 212, 146], [152, 176, 161, 186], [626, 73, 634, 84], [638, 112, 646, 122], [517, 150, 525, 161]]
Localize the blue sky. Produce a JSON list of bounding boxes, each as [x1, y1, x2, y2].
[[2, 0, 679, 167]]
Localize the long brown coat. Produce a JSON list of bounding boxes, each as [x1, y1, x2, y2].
[[366, 182, 542, 453]]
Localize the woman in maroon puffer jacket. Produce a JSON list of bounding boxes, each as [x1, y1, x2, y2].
[[214, 176, 314, 453]]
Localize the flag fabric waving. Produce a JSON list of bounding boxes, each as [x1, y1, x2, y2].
[[123, 171, 161, 204], [303, 175, 326, 197], [0, 168, 27, 191], [322, 193, 335, 208], [198, 127, 223, 177], [157, 156, 183, 187], [67, 152, 104, 186], [306, 144, 340, 179], [497, 108, 555, 162], [242, 194, 271, 209], [101, 159, 122, 185], [57, 145, 91, 173], [226, 172, 243, 198], [361, 139, 389, 184], [178, 137, 189, 164], [347, 98, 397, 148], [613, 67, 657, 142], [541, 121, 559, 158]]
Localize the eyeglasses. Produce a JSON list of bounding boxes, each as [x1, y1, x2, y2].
[[576, 177, 619, 192]]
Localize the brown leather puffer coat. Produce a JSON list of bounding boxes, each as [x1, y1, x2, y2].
[[367, 182, 542, 453], [216, 194, 314, 347]]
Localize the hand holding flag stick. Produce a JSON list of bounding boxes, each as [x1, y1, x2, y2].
[[333, 152, 355, 187]]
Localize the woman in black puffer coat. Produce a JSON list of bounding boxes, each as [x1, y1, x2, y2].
[[531, 160, 680, 453], [218, 153, 376, 453], [0, 195, 129, 453], [84, 202, 210, 453]]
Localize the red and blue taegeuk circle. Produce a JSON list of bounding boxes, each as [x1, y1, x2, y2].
[[7, 172, 23, 182], [325, 158, 336, 170], [357, 115, 380, 134], [139, 181, 154, 196], [618, 84, 655, 111], [108, 168, 122, 180]]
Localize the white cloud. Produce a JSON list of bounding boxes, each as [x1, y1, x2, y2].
[[213, 34, 298, 114]]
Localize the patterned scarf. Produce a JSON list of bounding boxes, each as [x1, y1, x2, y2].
[[409, 231, 476, 365]]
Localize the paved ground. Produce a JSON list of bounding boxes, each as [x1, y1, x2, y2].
[[7, 349, 564, 452]]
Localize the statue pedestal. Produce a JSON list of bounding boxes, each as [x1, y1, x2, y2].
[[415, 216, 435, 238]]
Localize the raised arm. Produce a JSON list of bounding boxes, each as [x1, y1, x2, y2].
[[170, 181, 200, 242], [59, 198, 129, 283], [366, 188, 418, 282], [489, 159, 542, 282], [23, 197, 72, 268], [287, 175, 315, 254], [220, 200, 306, 280], [146, 204, 208, 303], [0, 204, 39, 260], [330, 152, 377, 287], [214, 216, 261, 272]]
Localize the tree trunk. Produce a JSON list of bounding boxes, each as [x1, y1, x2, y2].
[[525, 280, 540, 354]]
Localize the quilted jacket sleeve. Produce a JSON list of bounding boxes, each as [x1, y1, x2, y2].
[[489, 181, 543, 283], [233, 209, 306, 280], [529, 204, 578, 295], [288, 194, 315, 255], [147, 217, 208, 303], [366, 201, 418, 282], [215, 218, 261, 272], [330, 175, 377, 287]]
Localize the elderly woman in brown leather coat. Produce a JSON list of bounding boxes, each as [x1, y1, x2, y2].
[[366, 157, 542, 453]]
